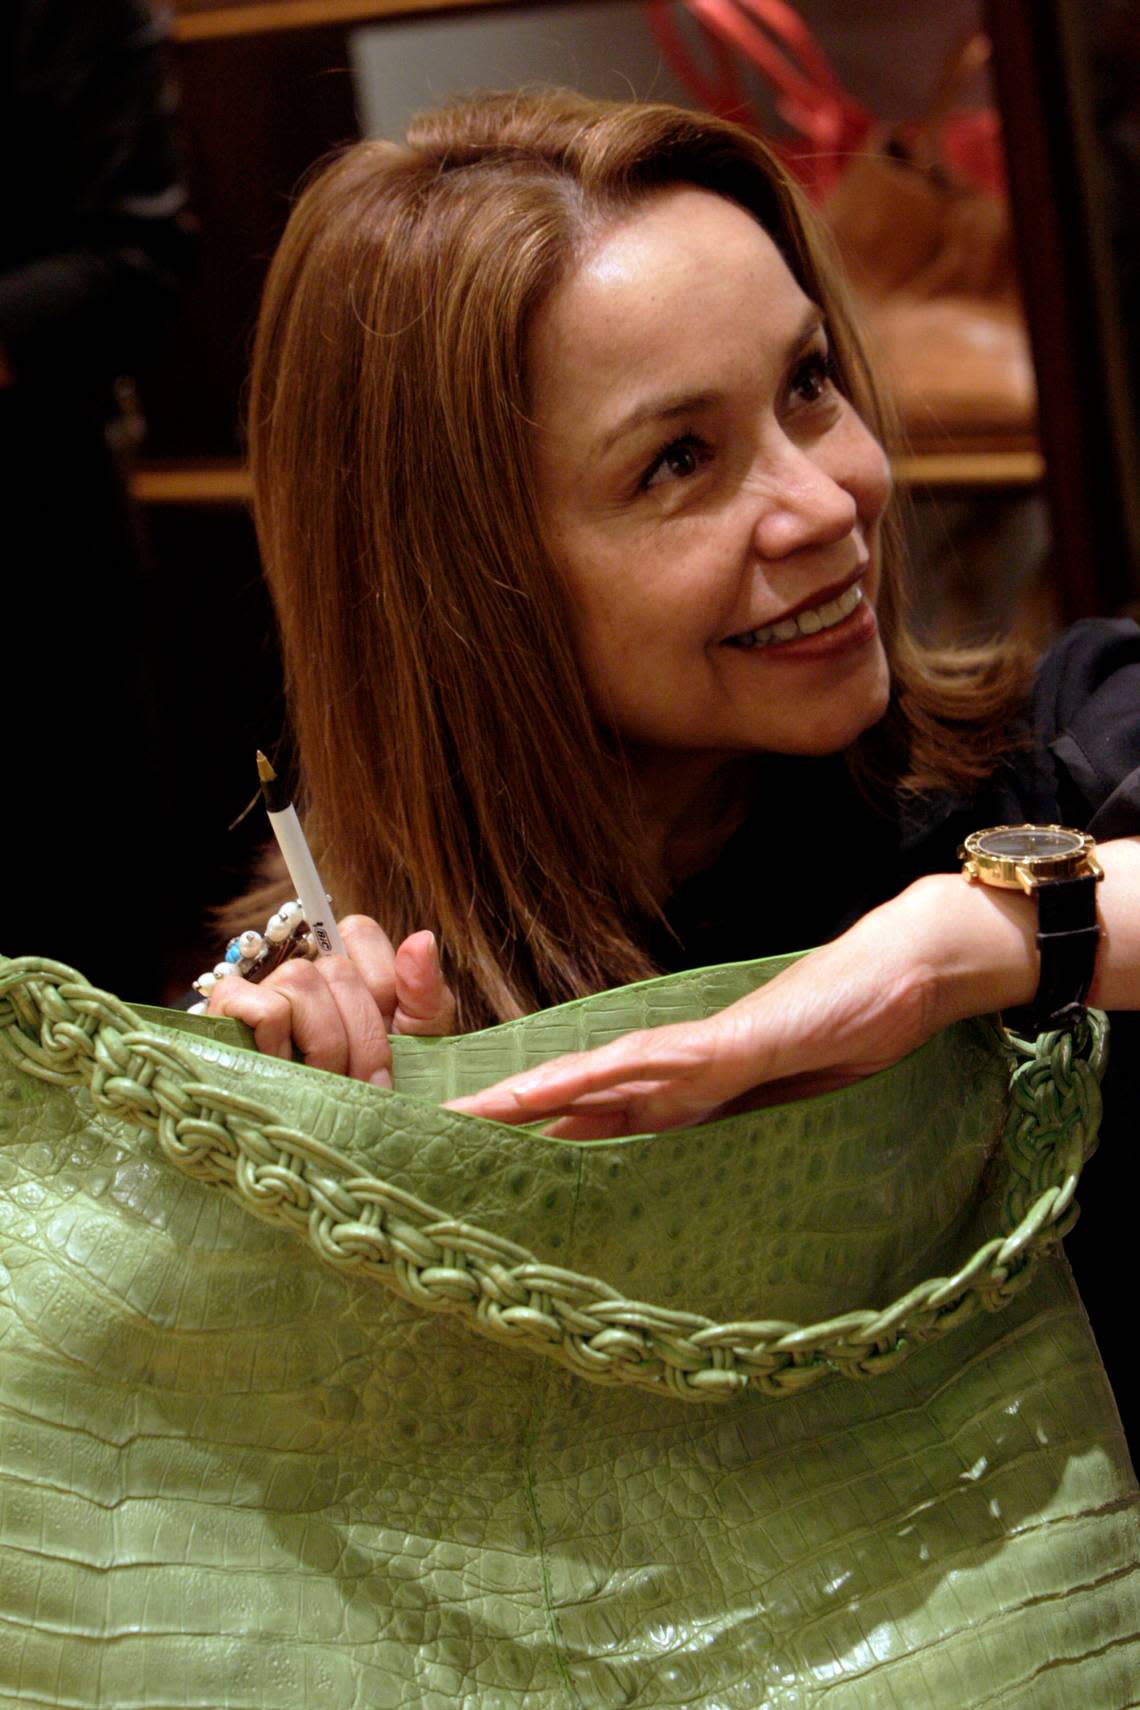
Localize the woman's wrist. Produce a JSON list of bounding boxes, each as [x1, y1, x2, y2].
[[901, 837, 1140, 1029], [896, 871, 1040, 1030]]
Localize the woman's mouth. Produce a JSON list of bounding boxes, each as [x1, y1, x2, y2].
[[725, 581, 865, 649]]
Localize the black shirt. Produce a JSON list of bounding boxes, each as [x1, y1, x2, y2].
[[657, 619, 1140, 960]]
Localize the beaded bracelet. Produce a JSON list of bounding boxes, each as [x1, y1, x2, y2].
[[188, 899, 316, 1012]]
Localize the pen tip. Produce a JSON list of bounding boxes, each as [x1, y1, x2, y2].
[[256, 750, 276, 784]]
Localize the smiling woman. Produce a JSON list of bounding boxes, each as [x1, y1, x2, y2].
[[213, 87, 1043, 1046], [199, 78, 1140, 1443], [26, 79, 1138, 1710], [526, 186, 892, 765]]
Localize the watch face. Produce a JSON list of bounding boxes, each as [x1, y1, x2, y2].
[[974, 827, 1084, 861]]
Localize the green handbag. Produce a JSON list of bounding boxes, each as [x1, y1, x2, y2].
[[0, 951, 1136, 1709]]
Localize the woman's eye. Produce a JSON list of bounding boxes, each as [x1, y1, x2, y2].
[[790, 349, 839, 406], [641, 433, 710, 491]]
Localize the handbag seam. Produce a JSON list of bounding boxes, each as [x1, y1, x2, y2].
[[520, 1369, 585, 1708], [516, 1146, 589, 1708]]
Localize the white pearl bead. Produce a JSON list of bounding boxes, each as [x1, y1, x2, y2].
[[213, 962, 240, 980], [238, 930, 264, 958], [187, 1000, 207, 1015], [279, 899, 304, 924], [194, 971, 218, 996], [265, 913, 291, 943]]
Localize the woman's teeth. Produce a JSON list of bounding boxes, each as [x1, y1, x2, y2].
[[730, 582, 863, 648]]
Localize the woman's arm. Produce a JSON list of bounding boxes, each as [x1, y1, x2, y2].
[[450, 838, 1140, 1138]]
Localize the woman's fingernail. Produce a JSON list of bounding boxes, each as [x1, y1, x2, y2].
[[369, 1068, 393, 1089]]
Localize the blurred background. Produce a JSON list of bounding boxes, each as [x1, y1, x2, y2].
[[5, 0, 1140, 1003]]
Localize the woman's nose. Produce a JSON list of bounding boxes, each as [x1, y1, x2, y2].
[[748, 440, 861, 563]]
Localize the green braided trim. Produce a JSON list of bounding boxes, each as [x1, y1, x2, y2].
[[0, 957, 1107, 1403]]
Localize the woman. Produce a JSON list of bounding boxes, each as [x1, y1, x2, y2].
[[210, 88, 1140, 1135], [160, 89, 1140, 1703]]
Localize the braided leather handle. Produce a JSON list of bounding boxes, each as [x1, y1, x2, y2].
[[0, 957, 1105, 1403]]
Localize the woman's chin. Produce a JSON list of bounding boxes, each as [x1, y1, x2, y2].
[[753, 680, 892, 759]]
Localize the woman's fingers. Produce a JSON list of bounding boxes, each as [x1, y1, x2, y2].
[[207, 974, 299, 1062], [281, 954, 393, 1083], [207, 926, 394, 1085], [392, 931, 458, 1036], [336, 914, 400, 1023], [544, 1084, 672, 1140], [203, 914, 457, 1084], [448, 1022, 747, 1132], [313, 918, 457, 1035]]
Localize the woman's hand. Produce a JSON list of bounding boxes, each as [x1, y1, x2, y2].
[[449, 874, 1041, 1137], [207, 915, 457, 1085]]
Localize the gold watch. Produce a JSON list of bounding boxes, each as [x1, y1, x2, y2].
[[959, 824, 1103, 1031]]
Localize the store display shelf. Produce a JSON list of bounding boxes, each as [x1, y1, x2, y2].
[[174, 0, 522, 42], [131, 447, 1045, 507]]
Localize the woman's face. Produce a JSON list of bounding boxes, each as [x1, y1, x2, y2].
[[527, 187, 893, 772]]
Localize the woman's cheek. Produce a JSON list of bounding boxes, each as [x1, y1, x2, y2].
[[860, 436, 893, 529]]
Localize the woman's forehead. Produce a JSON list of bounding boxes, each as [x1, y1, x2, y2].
[[567, 185, 780, 284], [527, 188, 814, 449]]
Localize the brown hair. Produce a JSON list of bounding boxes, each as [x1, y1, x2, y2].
[[246, 88, 1031, 1026]]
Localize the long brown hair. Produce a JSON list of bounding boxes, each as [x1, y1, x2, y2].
[[246, 88, 1030, 1026]]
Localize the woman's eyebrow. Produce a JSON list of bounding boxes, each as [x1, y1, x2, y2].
[[594, 391, 718, 458], [592, 304, 826, 460]]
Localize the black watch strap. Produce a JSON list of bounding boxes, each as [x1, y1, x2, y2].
[[1029, 871, 1102, 1031]]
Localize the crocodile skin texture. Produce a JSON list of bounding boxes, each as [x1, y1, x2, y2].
[[1, 956, 1137, 1708]]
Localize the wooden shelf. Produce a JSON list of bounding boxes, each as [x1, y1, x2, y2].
[[130, 449, 1046, 507], [173, 0, 526, 42], [892, 448, 1044, 489], [132, 461, 253, 504]]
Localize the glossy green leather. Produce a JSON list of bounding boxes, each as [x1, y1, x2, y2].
[[0, 953, 1136, 1707]]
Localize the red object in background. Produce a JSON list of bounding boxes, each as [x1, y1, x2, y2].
[[645, 0, 869, 197], [940, 105, 1007, 199], [645, 0, 1031, 450], [645, 0, 1006, 202]]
